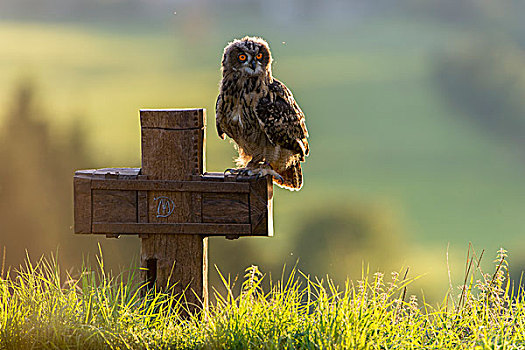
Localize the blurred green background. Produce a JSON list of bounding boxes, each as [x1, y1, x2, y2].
[[1, 0, 525, 302]]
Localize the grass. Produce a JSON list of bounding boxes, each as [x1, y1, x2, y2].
[[1, 247, 524, 349]]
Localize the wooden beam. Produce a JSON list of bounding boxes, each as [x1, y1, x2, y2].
[[140, 109, 205, 130], [73, 176, 92, 234], [92, 223, 251, 235], [139, 109, 208, 312], [90, 179, 250, 193]]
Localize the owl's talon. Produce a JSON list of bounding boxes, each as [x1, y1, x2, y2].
[[236, 169, 248, 176], [224, 168, 240, 175], [224, 168, 255, 177], [274, 174, 284, 183], [225, 167, 283, 182]]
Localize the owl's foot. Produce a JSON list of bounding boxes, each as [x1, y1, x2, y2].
[[224, 167, 283, 182], [252, 168, 284, 183], [224, 168, 249, 176]]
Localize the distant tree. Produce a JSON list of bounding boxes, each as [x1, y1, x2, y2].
[[434, 42, 525, 149], [1, 80, 65, 267], [0, 80, 138, 271]]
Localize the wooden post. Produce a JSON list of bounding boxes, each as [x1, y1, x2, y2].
[[140, 109, 207, 309], [73, 108, 273, 313]]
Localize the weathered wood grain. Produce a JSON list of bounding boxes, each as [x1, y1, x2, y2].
[[202, 193, 250, 224], [139, 109, 208, 312], [92, 190, 136, 223], [76, 168, 140, 178], [90, 179, 250, 193], [140, 109, 205, 130], [92, 223, 251, 235], [250, 176, 274, 236], [74, 176, 92, 234], [138, 191, 148, 223], [73, 171, 272, 236]]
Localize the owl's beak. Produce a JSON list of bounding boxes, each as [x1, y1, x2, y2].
[[250, 60, 257, 71]]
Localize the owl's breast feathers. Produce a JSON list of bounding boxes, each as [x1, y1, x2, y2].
[[215, 95, 226, 139], [216, 75, 263, 141], [255, 79, 309, 160]]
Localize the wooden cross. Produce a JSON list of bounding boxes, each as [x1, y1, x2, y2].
[[73, 109, 273, 310]]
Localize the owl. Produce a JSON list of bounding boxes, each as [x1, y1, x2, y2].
[[216, 36, 309, 190]]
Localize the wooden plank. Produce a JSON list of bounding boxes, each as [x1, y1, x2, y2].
[[92, 190, 137, 223], [75, 169, 96, 177], [76, 171, 271, 236], [140, 109, 205, 130], [137, 190, 149, 239], [249, 176, 274, 236], [192, 192, 203, 224], [137, 174, 149, 238], [140, 109, 208, 312], [90, 179, 250, 193], [202, 193, 250, 224], [95, 168, 141, 177], [92, 223, 251, 235], [76, 168, 140, 178], [137, 191, 148, 223], [74, 176, 92, 234], [192, 172, 227, 181]]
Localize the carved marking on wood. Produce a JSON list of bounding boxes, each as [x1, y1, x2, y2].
[[154, 196, 175, 218]]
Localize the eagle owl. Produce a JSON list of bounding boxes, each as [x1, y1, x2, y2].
[[216, 36, 309, 190]]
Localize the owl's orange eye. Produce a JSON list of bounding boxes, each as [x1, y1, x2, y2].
[[256, 53, 263, 60], [238, 54, 247, 62]]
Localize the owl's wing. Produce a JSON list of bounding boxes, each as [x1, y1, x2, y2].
[[215, 94, 227, 140], [255, 79, 309, 159]]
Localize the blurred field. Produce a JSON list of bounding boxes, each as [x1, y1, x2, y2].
[[1, 11, 525, 302]]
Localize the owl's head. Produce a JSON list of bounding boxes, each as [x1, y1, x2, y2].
[[221, 36, 272, 77]]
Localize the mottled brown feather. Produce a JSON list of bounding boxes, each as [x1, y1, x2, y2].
[[255, 79, 309, 159]]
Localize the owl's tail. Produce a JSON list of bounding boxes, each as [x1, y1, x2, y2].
[[274, 160, 303, 191]]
